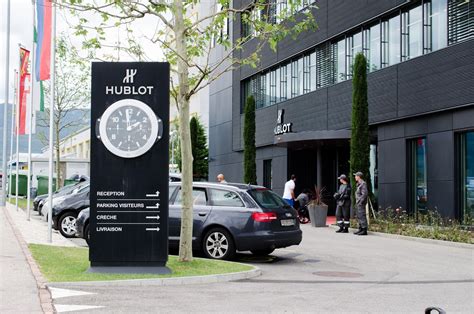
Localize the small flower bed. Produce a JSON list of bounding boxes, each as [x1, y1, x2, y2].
[[351, 208, 473, 244]]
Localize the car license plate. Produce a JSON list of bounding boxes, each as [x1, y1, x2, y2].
[[281, 219, 295, 227]]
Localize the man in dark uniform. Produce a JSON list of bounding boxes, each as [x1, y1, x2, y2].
[[333, 174, 351, 233], [354, 171, 368, 235]]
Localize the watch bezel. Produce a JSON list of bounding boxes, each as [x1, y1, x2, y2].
[[98, 99, 161, 158]]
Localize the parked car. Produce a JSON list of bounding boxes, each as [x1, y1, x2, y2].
[[76, 207, 90, 245], [34, 181, 88, 212], [42, 183, 90, 238], [76, 182, 302, 260]]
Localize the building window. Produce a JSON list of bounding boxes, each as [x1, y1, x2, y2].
[[263, 159, 272, 189], [367, 23, 381, 72], [387, 15, 401, 65], [309, 51, 317, 91], [240, 0, 453, 109], [408, 137, 428, 216], [430, 0, 448, 50], [280, 64, 288, 101], [458, 131, 474, 222], [316, 42, 334, 88], [448, 0, 473, 44], [402, 4, 423, 61], [335, 38, 346, 82]]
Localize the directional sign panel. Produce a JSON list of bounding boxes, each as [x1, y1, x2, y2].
[[90, 62, 169, 267]]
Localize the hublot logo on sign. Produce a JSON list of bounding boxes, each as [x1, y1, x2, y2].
[[105, 68, 154, 95], [274, 109, 293, 135]]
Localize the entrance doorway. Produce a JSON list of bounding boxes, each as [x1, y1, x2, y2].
[[288, 142, 350, 215]]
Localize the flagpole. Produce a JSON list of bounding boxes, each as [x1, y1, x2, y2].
[[27, 2, 37, 221], [47, 1, 57, 243], [8, 70, 18, 202], [1, 0, 11, 207]]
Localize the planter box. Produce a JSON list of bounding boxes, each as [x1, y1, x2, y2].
[[308, 204, 328, 227]]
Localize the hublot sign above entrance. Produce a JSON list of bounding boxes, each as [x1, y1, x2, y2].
[[274, 109, 293, 135]]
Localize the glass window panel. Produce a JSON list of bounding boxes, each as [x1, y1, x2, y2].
[[336, 39, 346, 82], [286, 63, 292, 100], [369, 23, 381, 72], [280, 65, 287, 101], [291, 60, 298, 97], [415, 138, 427, 215], [298, 58, 304, 96], [389, 15, 401, 65], [462, 132, 474, 221], [408, 5, 423, 59], [431, 0, 448, 51], [211, 189, 245, 207], [275, 67, 281, 102], [310, 51, 317, 91], [265, 72, 271, 107], [175, 188, 207, 206], [352, 31, 363, 58]]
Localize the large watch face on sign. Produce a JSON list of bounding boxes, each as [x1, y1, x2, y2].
[[98, 99, 162, 158]]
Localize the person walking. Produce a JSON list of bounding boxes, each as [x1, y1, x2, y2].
[[217, 174, 227, 184], [282, 174, 296, 206], [353, 171, 368, 235], [333, 174, 351, 233]]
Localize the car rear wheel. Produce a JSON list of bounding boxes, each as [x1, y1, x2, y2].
[[59, 212, 77, 238], [250, 249, 275, 256], [84, 223, 90, 245], [202, 228, 235, 260]]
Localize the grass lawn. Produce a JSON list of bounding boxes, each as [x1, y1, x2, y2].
[[29, 244, 253, 282], [8, 198, 34, 211]]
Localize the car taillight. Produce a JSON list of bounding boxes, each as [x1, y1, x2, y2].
[[252, 212, 277, 222]]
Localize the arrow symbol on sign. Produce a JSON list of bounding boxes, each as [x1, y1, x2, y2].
[[145, 215, 160, 220], [146, 191, 160, 197], [146, 227, 160, 232], [146, 203, 160, 209]]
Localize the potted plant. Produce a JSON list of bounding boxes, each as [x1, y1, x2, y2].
[[307, 186, 329, 227]]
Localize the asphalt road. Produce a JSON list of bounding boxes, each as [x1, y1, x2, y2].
[[50, 225, 473, 313]]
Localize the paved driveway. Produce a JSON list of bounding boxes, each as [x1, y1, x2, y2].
[[50, 225, 474, 313]]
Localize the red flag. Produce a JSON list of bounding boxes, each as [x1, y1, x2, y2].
[[18, 47, 30, 135]]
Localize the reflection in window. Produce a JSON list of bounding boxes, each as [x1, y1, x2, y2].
[[368, 23, 381, 71], [211, 189, 244, 207], [388, 15, 401, 65], [403, 5, 423, 60], [335, 39, 346, 82], [175, 188, 207, 206], [409, 138, 428, 216], [430, 0, 448, 51], [309, 51, 317, 91], [459, 131, 474, 222]]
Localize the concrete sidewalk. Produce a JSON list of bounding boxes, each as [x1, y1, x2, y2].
[[5, 202, 77, 247], [0, 207, 43, 313]]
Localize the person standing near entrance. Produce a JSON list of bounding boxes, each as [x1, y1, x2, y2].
[[333, 174, 351, 233], [354, 171, 368, 235], [283, 175, 296, 206]]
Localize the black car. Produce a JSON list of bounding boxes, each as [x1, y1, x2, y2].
[[76, 182, 302, 260], [45, 183, 90, 238], [33, 181, 87, 212]]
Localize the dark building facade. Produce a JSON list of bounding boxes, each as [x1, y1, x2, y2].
[[209, 0, 474, 220]]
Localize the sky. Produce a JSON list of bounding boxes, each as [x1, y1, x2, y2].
[[0, 0, 166, 105]]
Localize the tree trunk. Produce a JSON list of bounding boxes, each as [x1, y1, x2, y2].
[[175, 0, 194, 262]]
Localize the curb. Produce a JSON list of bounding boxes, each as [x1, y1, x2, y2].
[[328, 224, 473, 249], [3, 207, 55, 314], [47, 265, 261, 287]]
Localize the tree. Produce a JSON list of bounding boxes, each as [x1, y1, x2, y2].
[[350, 53, 372, 203], [190, 116, 208, 180], [38, 36, 90, 188], [64, 0, 317, 262], [243, 95, 257, 184]]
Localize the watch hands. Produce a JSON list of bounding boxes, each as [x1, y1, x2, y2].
[[125, 110, 131, 130]]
